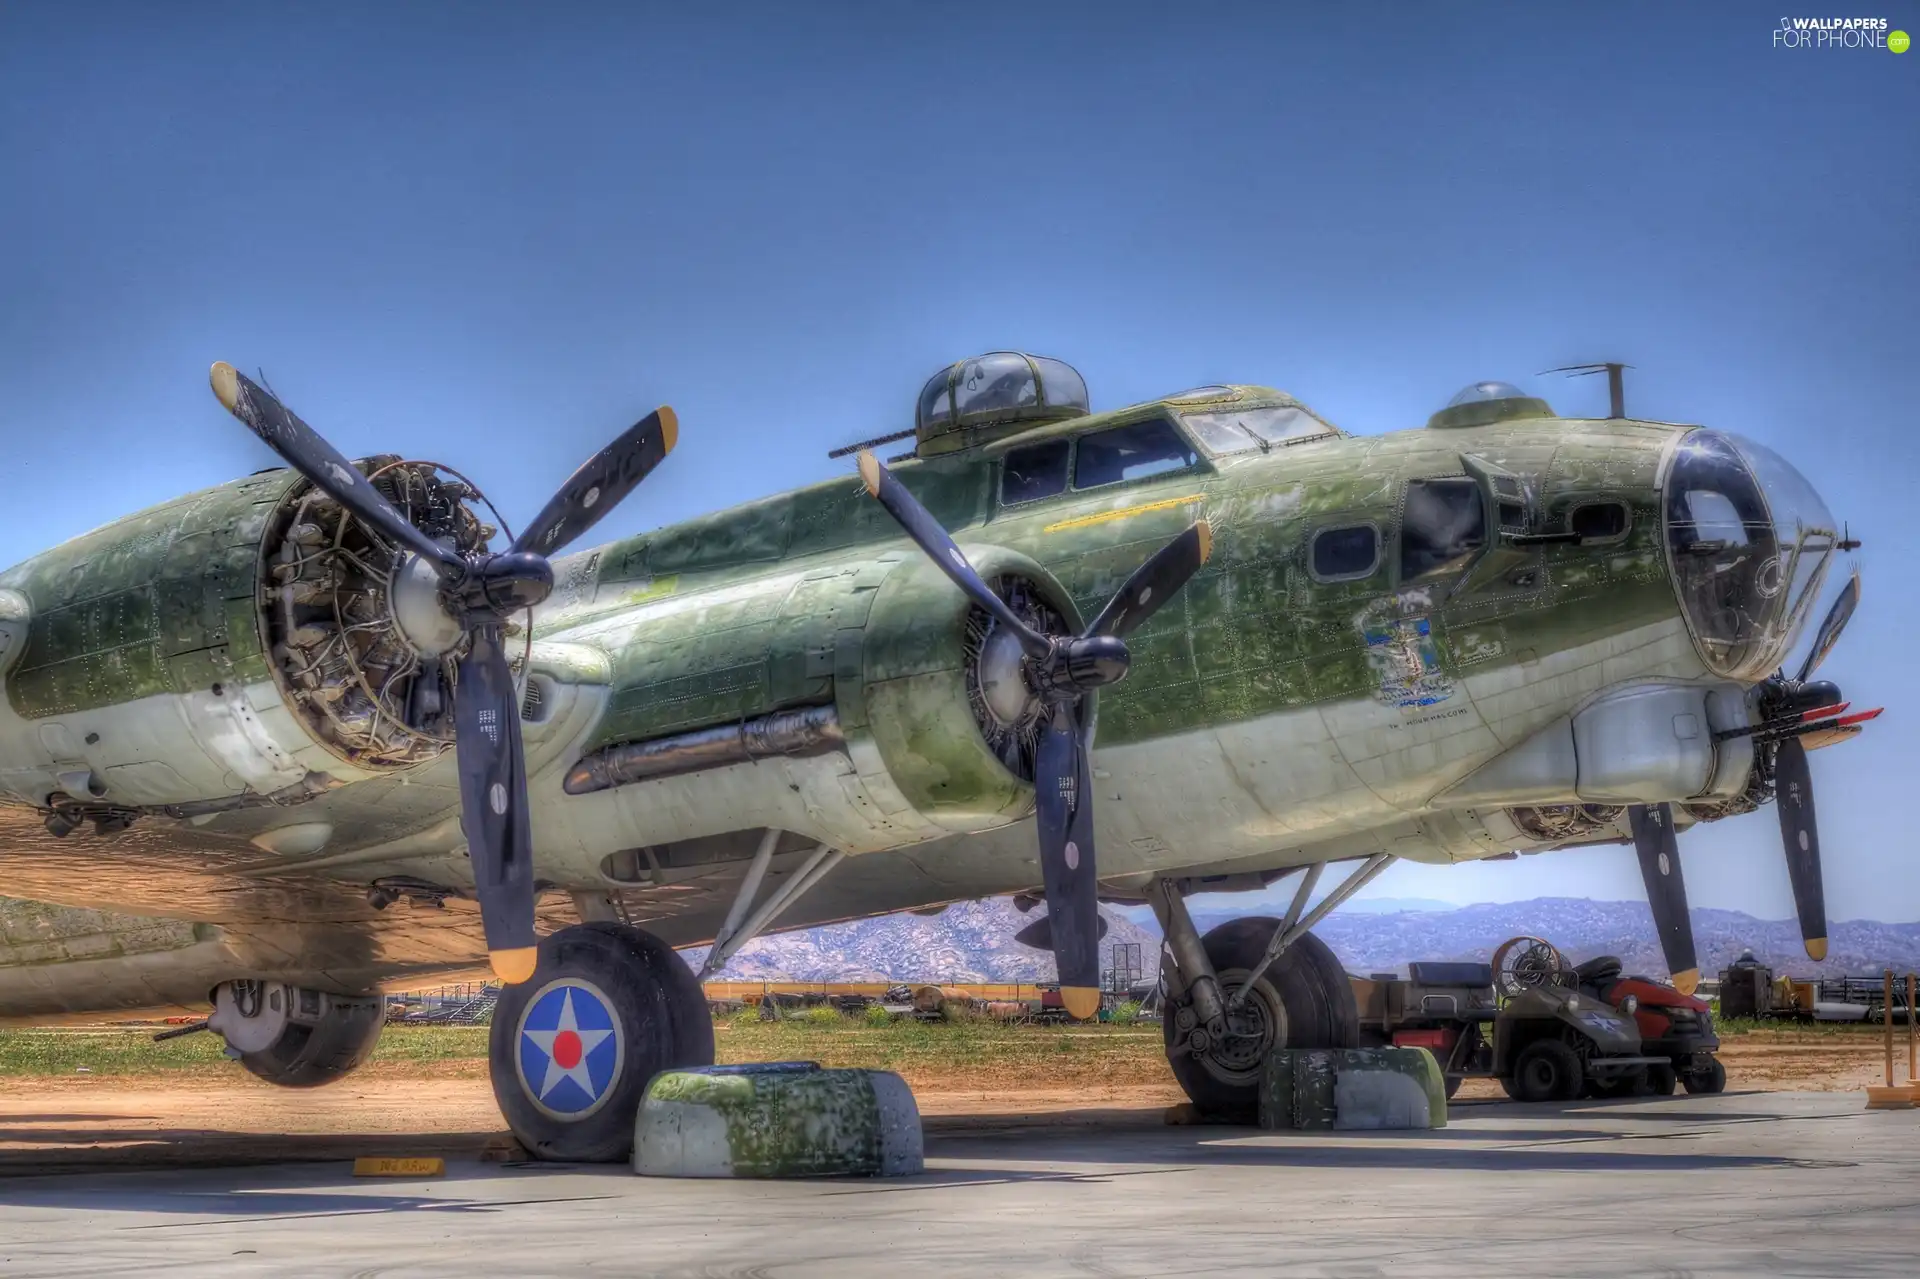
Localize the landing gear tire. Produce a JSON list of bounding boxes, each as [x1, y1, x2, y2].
[[1163, 918, 1358, 1119], [1682, 1055, 1727, 1095], [1511, 1039, 1583, 1102], [489, 922, 715, 1163]]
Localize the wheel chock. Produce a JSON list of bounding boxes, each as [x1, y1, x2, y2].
[[634, 1061, 923, 1178], [1260, 1047, 1448, 1131]]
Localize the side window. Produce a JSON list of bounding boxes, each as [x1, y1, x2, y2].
[[1400, 478, 1486, 580], [1569, 500, 1630, 542], [1074, 419, 1198, 489], [1002, 438, 1070, 505], [1311, 525, 1379, 581]]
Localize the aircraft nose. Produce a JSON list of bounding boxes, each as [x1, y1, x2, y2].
[[1663, 429, 1839, 682]]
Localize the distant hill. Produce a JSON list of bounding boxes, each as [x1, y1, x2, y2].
[[687, 896, 1920, 986], [1339, 897, 1457, 915], [682, 897, 1160, 984]]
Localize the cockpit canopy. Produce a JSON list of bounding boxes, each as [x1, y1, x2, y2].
[[916, 353, 1091, 456]]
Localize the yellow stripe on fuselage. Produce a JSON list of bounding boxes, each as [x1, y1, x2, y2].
[[1043, 493, 1205, 534]]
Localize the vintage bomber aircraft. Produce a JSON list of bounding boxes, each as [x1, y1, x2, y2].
[[0, 352, 1874, 1158]]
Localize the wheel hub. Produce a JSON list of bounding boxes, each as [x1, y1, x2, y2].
[[1191, 969, 1289, 1086], [513, 978, 627, 1123]]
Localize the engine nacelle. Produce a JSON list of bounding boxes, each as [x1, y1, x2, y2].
[[0, 460, 488, 822], [838, 545, 1080, 832]]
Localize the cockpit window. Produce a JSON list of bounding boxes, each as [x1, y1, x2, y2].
[[1399, 479, 1486, 581], [1002, 438, 1071, 505], [1180, 406, 1334, 456], [1074, 418, 1198, 489]]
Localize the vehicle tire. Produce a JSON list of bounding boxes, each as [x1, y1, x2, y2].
[[1444, 1074, 1463, 1101], [1645, 1061, 1678, 1096], [489, 922, 715, 1163], [1163, 918, 1358, 1119], [1682, 1055, 1727, 1095], [1511, 1039, 1583, 1102]]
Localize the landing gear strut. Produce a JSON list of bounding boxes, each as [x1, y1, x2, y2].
[[1149, 876, 1361, 1118]]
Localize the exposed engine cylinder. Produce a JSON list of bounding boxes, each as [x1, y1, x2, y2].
[[206, 979, 384, 1088], [261, 457, 491, 770], [963, 574, 1065, 783]]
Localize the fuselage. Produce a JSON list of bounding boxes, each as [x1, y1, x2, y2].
[[0, 382, 1841, 1007]]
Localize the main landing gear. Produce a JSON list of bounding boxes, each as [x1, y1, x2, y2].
[[488, 922, 714, 1162], [1149, 862, 1381, 1118]]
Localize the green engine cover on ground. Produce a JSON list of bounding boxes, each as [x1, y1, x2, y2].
[[1258, 1047, 1447, 1131], [634, 1062, 923, 1178]]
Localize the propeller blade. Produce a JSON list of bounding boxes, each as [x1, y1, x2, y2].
[[856, 451, 1050, 658], [454, 626, 539, 984], [1628, 803, 1699, 996], [511, 407, 679, 558], [1083, 520, 1214, 640], [209, 363, 464, 575], [1033, 707, 1102, 1019], [1796, 567, 1860, 683], [1773, 737, 1829, 962], [1011, 911, 1109, 951]]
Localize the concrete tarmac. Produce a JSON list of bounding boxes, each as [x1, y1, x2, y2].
[[1, 1091, 1915, 1277]]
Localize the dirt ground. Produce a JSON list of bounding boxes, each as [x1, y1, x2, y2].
[[0, 1027, 1903, 1174]]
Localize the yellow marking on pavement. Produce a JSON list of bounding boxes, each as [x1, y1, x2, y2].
[[1044, 494, 1205, 534], [353, 1157, 445, 1177]]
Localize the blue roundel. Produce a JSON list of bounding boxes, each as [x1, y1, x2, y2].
[[514, 979, 625, 1121]]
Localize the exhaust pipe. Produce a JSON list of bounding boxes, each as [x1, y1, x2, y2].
[[564, 704, 844, 796]]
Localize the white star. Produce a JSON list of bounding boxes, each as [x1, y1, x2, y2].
[[522, 989, 614, 1102]]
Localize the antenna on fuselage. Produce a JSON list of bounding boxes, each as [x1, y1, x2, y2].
[[1542, 362, 1632, 418]]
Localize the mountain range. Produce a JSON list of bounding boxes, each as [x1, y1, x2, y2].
[[688, 896, 1920, 985]]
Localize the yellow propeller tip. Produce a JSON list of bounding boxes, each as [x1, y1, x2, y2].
[[856, 449, 882, 498], [489, 947, 539, 985], [1805, 937, 1828, 962], [1194, 518, 1214, 565], [209, 362, 240, 413], [1061, 986, 1102, 1021], [656, 405, 679, 454], [1670, 968, 1700, 997]]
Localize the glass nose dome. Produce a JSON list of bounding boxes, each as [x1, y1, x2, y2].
[[1664, 429, 1837, 681]]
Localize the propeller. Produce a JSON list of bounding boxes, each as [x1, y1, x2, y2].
[[1012, 911, 1110, 952], [1628, 803, 1698, 996], [854, 450, 1211, 1019], [1620, 564, 1873, 979], [1752, 569, 1871, 963], [209, 362, 677, 983], [1625, 568, 1875, 988]]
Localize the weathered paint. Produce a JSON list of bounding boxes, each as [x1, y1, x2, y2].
[[0, 378, 1813, 1014], [1258, 1046, 1448, 1131], [634, 1063, 923, 1177]]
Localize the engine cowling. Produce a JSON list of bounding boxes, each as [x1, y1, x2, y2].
[[841, 545, 1080, 832], [0, 460, 488, 819]]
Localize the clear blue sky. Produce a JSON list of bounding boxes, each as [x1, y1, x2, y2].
[[2, 6, 1913, 918]]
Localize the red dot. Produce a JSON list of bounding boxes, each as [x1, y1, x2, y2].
[[552, 1029, 582, 1069]]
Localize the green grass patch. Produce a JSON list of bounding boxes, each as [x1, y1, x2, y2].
[[0, 1025, 492, 1078], [0, 1018, 1162, 1079]]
